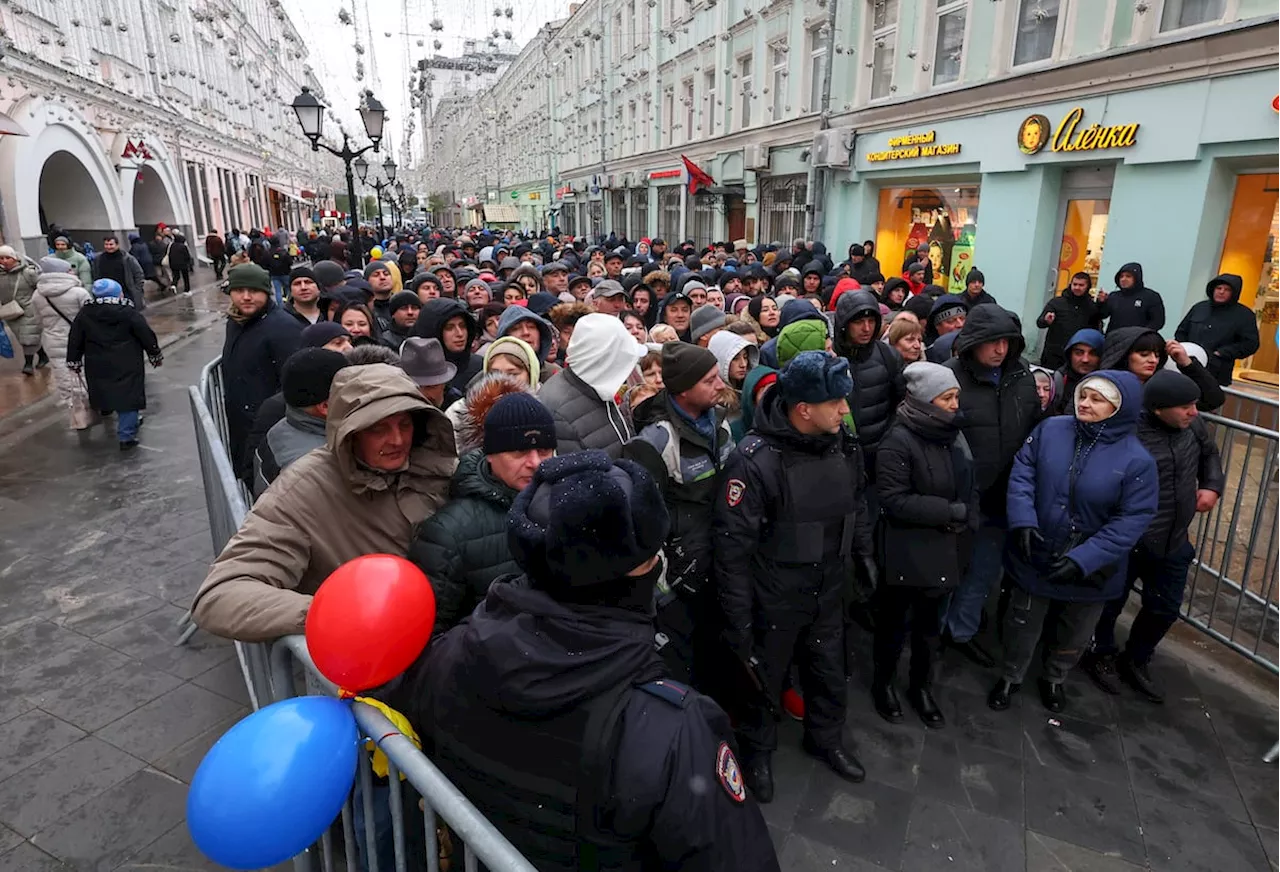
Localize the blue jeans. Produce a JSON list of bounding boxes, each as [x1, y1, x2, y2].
[[944, 521, 1006, 642], [271, 276, 286, 306], [1093, 541, 1195, 666], [117, 409, 140, 442]]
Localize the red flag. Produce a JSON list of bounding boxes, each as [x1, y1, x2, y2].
[[682, 155, 715, 195]]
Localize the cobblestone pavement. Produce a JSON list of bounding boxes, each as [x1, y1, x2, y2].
[[0, 318, 1275, 871]]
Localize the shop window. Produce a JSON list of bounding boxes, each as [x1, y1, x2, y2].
[[1159, 0, 1225, 31], [1219, 174, 1279, 386], [1013, 0, 1061, 66], [686, 193, 718, 247], [932, 0, 968, 86], [611, 192, 628, 237], [657, 186, 682, 240], [875, 185, 980, 293], [759, 175, 808, 245], [589, 201, 604, 238], [870, 0, 898, 100], [1055, 198, 1109, 292], [631, 188, 649, 239]]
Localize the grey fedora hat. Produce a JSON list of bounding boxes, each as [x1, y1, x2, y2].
[[400, 337, 458, 387]]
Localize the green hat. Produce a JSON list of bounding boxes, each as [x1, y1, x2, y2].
[[776, 319, 828, 368], [227, 263, 271, 294]]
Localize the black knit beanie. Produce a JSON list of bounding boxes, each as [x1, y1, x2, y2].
[[661, 341, 718, 394], [281, 348, 348, 408], [289, 265, 317, 284], [483, 392, 556, 455], [1144, 370, 1201, 410], [389, 291, 420, 315]]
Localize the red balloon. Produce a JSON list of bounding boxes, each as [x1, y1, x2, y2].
[[305, 555, 435, 692]]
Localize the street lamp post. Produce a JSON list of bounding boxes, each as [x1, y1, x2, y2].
[[356, 155, 397, 239], [290, 86, 387, 267]]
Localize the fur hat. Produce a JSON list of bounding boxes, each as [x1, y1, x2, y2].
[[778, 351, 853, 405]]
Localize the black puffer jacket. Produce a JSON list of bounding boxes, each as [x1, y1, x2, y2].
[[1174, 273, 1260, 386], [1101, 262, 1165, 333], [944, 305, 1041, 519], [538, 367, 635, 458], [875, 398, 978, 590], [1036, 285, 1104, 370], [1135, 412, 1224, 556], [221, 299, 304, 479], [834, 290, 905, 464], [409, 450, 520, 635], [1099, 326, 1224, 411]]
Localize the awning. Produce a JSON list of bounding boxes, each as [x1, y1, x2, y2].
[[267, 183, 308, 204], [483, 204, 521, 223], [0, 112, 28, 137]]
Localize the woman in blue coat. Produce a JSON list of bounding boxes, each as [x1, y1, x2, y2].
[[989, 370, 1157, 715]]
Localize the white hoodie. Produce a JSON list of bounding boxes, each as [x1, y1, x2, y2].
[[567, 313, 646, 402]]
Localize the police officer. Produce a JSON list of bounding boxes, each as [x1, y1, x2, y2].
[[393, 451, 780, 872], [624, 342, 735, 684], [713, 351, 873, 802]]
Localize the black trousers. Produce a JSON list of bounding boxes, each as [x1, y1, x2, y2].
[[173, 268, 191, 293], [872, 586, 946, 689], [738, 600, 846, 756]]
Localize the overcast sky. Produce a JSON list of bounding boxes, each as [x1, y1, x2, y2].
[[284, 0, 565, 167]]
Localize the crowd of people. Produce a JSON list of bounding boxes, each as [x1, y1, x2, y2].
[[41, 219, 1250, 869]]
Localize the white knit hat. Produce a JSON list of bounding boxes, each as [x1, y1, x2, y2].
[[1076, 375, 1122, 414]]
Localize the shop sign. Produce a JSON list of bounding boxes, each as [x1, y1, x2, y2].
[[650, 169, 683, 179], [866, 130, 962, 163], [1018, 107, 1139, 155], [528, 191, 541, 200]]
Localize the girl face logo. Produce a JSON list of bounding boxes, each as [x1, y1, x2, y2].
[[1019, 115, 1050, 155]]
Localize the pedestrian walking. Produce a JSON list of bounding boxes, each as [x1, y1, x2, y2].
[[65, 278, 163, 450], [32, 257, 93, 428], [204, 230, 226, 279], [148, 230, 175, 295], [51, 235, 92, 287], [92, 235, 146, 310], [168, 233, 194, 295], [990, 370, 1158, 714], [391, 450, 781, 872], [0, 245, 48, 375]]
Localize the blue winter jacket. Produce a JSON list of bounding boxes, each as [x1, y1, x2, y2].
[[1004, 370, 1158, 603]]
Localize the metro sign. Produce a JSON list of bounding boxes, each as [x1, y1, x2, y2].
[[121, 139, 154, 161]]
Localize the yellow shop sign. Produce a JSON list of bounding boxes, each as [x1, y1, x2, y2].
[[1018, 107, 1139, 155], [866, 130, 963, 163]]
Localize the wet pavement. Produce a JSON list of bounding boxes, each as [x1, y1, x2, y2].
[[0, 314, 1275, 870]]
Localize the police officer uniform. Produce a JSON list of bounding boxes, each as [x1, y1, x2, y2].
[[393, 451, 780, 872], [713, 353, 872, 801]]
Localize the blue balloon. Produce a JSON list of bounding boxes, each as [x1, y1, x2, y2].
[[187, 696, 359, 870]]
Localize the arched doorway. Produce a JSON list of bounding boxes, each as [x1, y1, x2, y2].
[[38, 150, 113, 246], [132, 163, 178, 241]]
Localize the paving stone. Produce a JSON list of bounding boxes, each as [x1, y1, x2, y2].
[[840, 709, 926, 793], [48, 587, 169, 637], [1023, 763, 1144, 865], [1230, 759, 1280, 832], [755, 725, 817, 833], [1123, 724, 1249, 823], [1136, 789, 1272, 872], [151, 711, 247, 784], [189, 656, 252, 707], [1022, 711, 1128, 786], [1024, 830, 1145, 872], [27, 662, 184, 733], [96, 682, 245, 764], [916, 732, 1024, 824], [144, 558, 215, 608], [0, 737, 145, 837], [93, 605, 233, 680], [1258, 827, 1278, 871], [773, 830, 892, 871], [901, 796, 1025, 872], [931, 686, 1030, 756], [0, 696, 32, 728], [790, 771, 914, 869], [0, 712, 85, 784], [30, 768, 187, 870], [112, 822, 224, 871], [0, 842, 69, 872], [0, 825, 19, 855]]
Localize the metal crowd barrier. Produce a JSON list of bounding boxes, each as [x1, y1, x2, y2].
[[184, 358, 537, 871]]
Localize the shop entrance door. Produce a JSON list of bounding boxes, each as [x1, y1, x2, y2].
[[725, 194, 746, 242], [1050, 167, 1115, 298]]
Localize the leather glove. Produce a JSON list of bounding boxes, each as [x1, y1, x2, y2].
[[725, 626, 753, 665], [948, 502, 968, 523], [854, 554, 880, 595], [1014, 527, 1044, 562], [148, 354, 163, 368], [67, 361, 83, 373], [1044, 558, 1083, 586]]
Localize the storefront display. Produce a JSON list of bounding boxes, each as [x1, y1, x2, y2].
[[1221, 173, 1279, 385], [875, 185, 979, 293], [1056, 198, 1109, 291]]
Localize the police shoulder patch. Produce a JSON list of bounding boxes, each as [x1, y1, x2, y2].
[[725, 478, 746, 507], [716, 741, 746, 803]]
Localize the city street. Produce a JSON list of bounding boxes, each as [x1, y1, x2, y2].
[[0, 308, 1274, 870]]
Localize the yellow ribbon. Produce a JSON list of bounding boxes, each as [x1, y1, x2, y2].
[[354, 696, 421, 780]]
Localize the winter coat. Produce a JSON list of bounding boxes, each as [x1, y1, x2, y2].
[[875, 398, 978, 589], [539, 367, 635, 458], [731, 365, 777, 442], [1100, 262, 1165, 333], [945, 305, 1041, 519], [410, 298, 483, 399], [1036, 286, 1103, 370], [1005, 370, 1158, 603], [265, 242, 293, 278], [960, 288, 998, 309], [252, 405, 328, 498], [53, 247, 92, 288], [1174, 273, 1259, 386], [167, 238, 193, 272], [204, 233, 225, 259], [147, 237, 172, 270], [92, 251, 146, 306], [221, 299, 304, 479], [33, 272, 92, 360], [193, 364, 457, 642], [128, 234, 154, 276], [408, 450, 520, 636], [1099, 326, 1224, 412], [0, 256, 43, 347], [1136, 412, 1224, 556], [834, 290, 906, 461], [494, 305, 555, 365], [65, 297, 160, 412]]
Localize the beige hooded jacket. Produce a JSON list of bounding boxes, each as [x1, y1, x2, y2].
[[192, 363, 457, 642]]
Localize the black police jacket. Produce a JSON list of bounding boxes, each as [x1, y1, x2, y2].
[[712, 389, 872, 652], [392, 578, 780, 872]]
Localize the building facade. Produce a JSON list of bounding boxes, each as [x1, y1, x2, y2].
[[0, 0, 339, 260], [424, 0, 1278, 382]]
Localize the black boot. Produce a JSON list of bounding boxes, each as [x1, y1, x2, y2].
[[908, 687, 945, 729], [1037, 679, 1066, 713], [803, 736, 865, 784], [21, 355, 33, 376], [1081, 651, 1121, 695], [987, 679, 1019, 711], [743, 753, 774, 804], [871, 683, 904, 724], [36, 347, 49, 368], [1117, 653, 1165, 704], [946, 633, 995, 668]]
